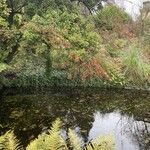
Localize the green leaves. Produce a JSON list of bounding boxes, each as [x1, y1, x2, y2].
[[0, 63, 9, 72], [85, 135, 115, 150], [27, 119, 68, 150], [95, 5, 131, 30], [122, 44, 150, 86], [0, 17, 8, 27], [0, 0, 10, 19], [0, 131, 22, 150], [23, 29, 40, 43], [0, 119, 115, 150], [68, 129, 83, 150]]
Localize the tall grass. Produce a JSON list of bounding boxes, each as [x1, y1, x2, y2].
[[122, 45, 150, 87]]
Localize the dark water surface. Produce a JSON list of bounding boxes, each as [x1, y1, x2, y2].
[[0, 88, 150, 150]]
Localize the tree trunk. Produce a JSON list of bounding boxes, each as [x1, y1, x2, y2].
[[45, 45, 52, 76], [8, 12, 14, 26], [4, 34, 22, 64]]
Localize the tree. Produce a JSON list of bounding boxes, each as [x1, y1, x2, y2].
[[71, 0, 107, 13], [0, 0, 23, 64], [6, 0, 27, 26], [22, 15, 70, 76]]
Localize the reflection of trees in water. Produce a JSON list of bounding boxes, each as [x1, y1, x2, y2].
[[132, 121, 150, 150], [117, 115, 150, 150], [0, 89, 150, 147], [0, 95, 96, 146], [115, 91, 150, 149]]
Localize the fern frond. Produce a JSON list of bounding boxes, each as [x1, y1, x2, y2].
[[0, 131, 22, 150], [0, 120, 115, 150], [46, 118, 68, 150], [48, 118, 62, 135], [27, 118, 68, 150], [85, 135, 115, 150], [27, 133, 48, 150], [68, 129, 82, 150]]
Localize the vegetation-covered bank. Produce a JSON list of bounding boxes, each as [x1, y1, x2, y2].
[[0, 0, 150, 90]]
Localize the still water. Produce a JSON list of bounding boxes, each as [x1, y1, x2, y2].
[[0, 88, 150, 150]]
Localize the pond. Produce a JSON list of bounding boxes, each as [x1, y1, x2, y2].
[[0, 88, 150, 150]]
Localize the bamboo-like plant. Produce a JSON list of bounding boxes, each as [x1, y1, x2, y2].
[[0, 119, 115, 150]]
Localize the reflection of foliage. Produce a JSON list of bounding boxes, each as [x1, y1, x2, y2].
[[132, 122, 150, 150], [0, 119, 115, 150], [0, 89, 149, 148]]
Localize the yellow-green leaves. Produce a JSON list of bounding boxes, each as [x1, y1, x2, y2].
[[85, 135, 115, 150], [0, 0, 10, 19], [0, 63, 9, 73], [0, 119, 115, 150], [68, 129, 83, 150], [27, 119, 68, 150], [0, 131, 22, 150]]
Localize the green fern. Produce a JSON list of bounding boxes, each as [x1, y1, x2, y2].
[[68, 129, 82, 150], [0, 119, 115, 150], [27, 118, 68, 150], [85, 135, 115, 150], [0, 131, 22, 150]]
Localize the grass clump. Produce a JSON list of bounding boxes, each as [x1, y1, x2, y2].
[[122, 44, 150, 87]]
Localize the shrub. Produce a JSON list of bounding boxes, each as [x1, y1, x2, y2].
[[94, 5, 131, 30]]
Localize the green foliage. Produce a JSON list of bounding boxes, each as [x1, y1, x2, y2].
[[0, 0, 22, 64], [68, 129, 82, 150], [27, 119, 68, 150], [49, 10, 102, 54], [0, 0, 149, 89], [48, 10, 103, 81], [0, 0, 10, 18], [15, 9, 103, 81], [138, 17, 150, 53], [25, 0, 104, 17], [85, 135, 115, 150], [106, 39, 128, 57], [122, 44, 150, 86], [0, 17, 8, 27], [108, 71, 125, 87], [0, 119, 115, 150], [0, 63, 8, 72], [0, 131, 22, 150], [95, 5, 131, 30]]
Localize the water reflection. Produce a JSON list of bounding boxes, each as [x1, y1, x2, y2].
[[88, 112, 150, 150], [0, 89, 150, 150]]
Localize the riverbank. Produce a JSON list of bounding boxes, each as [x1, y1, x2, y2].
[[0, 2, 149, 91]]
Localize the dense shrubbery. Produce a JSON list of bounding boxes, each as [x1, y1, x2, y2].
[[94, 5, 131, 30], [0, 0, 149, 90]]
